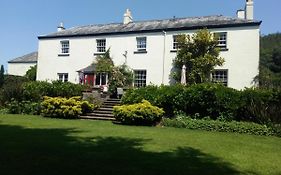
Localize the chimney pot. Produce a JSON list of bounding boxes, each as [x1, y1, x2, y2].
[[57, 22, 65, 32]]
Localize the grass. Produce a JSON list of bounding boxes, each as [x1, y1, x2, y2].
[[0, 115, 281, 175]]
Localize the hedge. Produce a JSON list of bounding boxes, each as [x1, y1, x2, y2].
[[162, 117, 280, 137], [121, 83, 281, 124]]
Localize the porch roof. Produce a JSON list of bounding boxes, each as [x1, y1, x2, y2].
[[77, 64, 96, 74]]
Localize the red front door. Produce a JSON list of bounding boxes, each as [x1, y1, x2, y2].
[[84, 74, 95, 86]]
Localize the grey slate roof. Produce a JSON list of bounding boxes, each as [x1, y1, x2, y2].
[[38, 15, 261, 39], [77, 64, 96, 74], [8, 52, 38, 63]]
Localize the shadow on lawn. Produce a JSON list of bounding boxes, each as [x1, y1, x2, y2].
[[0, 124, 247, 175]]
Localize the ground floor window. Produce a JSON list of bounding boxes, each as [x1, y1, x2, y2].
[[211, 70, 228, 86], [95, 73, 108, 86], [58, 73, 68, 82], [134, 70, 147, 87]]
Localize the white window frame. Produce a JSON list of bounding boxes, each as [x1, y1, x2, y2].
[[136, 37, 147, 51], [96, 39, 106, 53], [134, 70, 147, 87], [60, 40, 70, 54], [95, 72, 108, 86], [211, 69, 228, 86], [215, 32, 227, 49], [173, 35, 180, 50], [58, 73, 69, 82]]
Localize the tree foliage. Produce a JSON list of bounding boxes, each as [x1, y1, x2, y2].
[[0, 65, 4, 88], [258, 33, 281, 88], [25, 65, 37, 81], [172, 29, 224, 84], [93, 49, 134, 95], [95, 49, 114, 73]]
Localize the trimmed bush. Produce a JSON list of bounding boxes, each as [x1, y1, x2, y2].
[[113, 100, 164, 125], [121, 83, 281, 124], [41, 96, 94, 119], [23, 80, 86, 102], [162, 116, 279, 137]]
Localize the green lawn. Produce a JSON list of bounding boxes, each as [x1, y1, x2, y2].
[[0, 115, 281, 175]]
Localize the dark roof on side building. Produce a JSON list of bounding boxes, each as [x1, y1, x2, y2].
[[8, 52, 38, 63], [38, 15, 262, 39]]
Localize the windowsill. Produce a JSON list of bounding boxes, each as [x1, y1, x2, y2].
[[170, 50, 178, 53], [134, 50, 147, 54], [94, 52, 106, 56], [218, 48, 229, 51], [58, 53, 70, 57]]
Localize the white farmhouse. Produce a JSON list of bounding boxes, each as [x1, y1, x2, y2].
[[37, 0, 261, 90], [8, 52, 37, 76]]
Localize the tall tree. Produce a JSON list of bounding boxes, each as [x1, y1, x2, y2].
[[258, 33, 281, 88], [0, 65, 4, 87], [25, 65, 37, 81], [172, 29, 224, 84]]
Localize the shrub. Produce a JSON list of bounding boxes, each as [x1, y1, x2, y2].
[[41, 96, 94, 119], [162, 116, 279, 137], [122, 83, 242, 119], [23, 81, 86, 102], [6, 99, 41, 115], [0, 75, 29, 105], [113, 100, 164, 126], [239, 88, 281, 124], [121, 83, 281, 124]]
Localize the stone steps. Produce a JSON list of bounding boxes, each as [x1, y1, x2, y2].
[[79, 98, 121, 121]]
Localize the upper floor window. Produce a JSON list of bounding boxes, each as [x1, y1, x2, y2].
[[215, 32, 227, 50], [58, 73, 68, 82], [134, 70, 147, 87], [211, 70, 228, 86], [60, 40, 69, 54], [96, 39, 106, 53], [136, 37, 147, 52], [173, 35, 180, 50]]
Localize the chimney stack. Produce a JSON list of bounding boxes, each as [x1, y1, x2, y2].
[[123, 9, 133, 25], [237, 9, 245, 19], [57, 22, 65, 32], [245, 0, 254, 20], [236, 0, 254, 20]]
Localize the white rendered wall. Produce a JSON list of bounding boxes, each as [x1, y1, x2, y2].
[[37, 25, 260, 90], [8, 62, 36, 76]]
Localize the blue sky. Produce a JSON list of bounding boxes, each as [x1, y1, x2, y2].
[[0, 0, 280, 71]]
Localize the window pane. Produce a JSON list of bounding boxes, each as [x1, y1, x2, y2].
[[97, 39, 106, 53], [64, 74, 68, 82], [215, 32, 227, 49], [212, 70, 228, 86], [134, 70, 147, 87], [61, 41, 69, 53], [101, 73, 107, 85], [173, 35, 179, 50], [136, 37, 147, 51], [95, 73, 101, 86]]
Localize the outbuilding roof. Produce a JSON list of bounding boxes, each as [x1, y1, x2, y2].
[[38, 15, 261, 39], [8, 52, 38, 63]]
